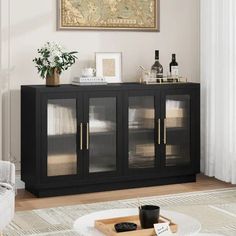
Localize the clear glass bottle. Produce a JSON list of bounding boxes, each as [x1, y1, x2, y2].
[[151, 50, 163, 79]]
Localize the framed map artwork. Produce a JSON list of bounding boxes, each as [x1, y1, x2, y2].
[[58, 0, 160, 31]]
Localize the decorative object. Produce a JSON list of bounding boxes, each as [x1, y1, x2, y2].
[[143, 77, 188, 85], [151, 50, 163, 78], [139, 66, 187, 85], [114, 222, 137, 233], [72, 76, 107, 86], [96, 52, 122, 83], [78, 209, 184, 236], [95, 212, 178, 235], [4, 188, 236, 235], [58, 0, 160, 31], [33, 42, 78, 86], [0, 161, 15, 234], [81, 68, 96, 77], [45, 68, 60, 87], [139, 66, 156, 84], [139, 205, 160, 229]]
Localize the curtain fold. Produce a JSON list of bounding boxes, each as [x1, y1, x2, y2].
[[0, 0, 11, 162], [201, 0, 236, 184]]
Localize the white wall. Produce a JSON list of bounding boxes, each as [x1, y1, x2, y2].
[[2, 0, 200, 170]]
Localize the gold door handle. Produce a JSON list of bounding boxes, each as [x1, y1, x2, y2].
[[86, 123, 89, 150], [158, 119, 161, 145], [164, 118, 167, 145], [80, 123, 83, 150]]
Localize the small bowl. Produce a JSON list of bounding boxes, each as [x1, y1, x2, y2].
[[114, 222, 137, 232]]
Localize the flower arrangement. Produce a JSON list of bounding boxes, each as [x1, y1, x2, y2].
[[33, 42, 78, 79]]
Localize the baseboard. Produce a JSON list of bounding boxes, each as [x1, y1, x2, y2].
[[26, 175, 196, 198], [16, 174, 25, 189]]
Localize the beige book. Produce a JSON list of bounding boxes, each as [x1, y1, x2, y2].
[[166, 117, 186, 128], [166, 145, 179, 156], [136, 144, 155, 157], [142, 119, 154, 129], [48, 154, 77, 176], [143, 109, 155, 119], [166, 108, 185, 118]]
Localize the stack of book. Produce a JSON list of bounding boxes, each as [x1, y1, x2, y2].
[[129, 108, 154, 129], [48, 154, 77, 176], [72, 77, 107, 86], [47, 104, 76, 136], [166, 100, 187, 128]]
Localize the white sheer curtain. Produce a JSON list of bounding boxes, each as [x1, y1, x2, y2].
[[0, 0, 11, 161], [201, 0, 236, 184]]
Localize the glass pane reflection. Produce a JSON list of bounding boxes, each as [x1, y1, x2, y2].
[[89, 97, 117, 173], [129, 96, 155, 169], [47, 99, 77, 176], [165, 95, 190, 167]]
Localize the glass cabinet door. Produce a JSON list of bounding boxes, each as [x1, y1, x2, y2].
[[47, 99, 78, 177], [164, 95, 191, 167], [88, 97, 117, 173], [128, 96, 156, 169]]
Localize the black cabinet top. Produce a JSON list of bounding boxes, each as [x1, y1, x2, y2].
[[22, 83, 200, 93]]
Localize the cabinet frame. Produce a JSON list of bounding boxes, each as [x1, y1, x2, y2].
[[123, 90, 162, 176], [41, 92, 84, 184], [123, 88, 200, 178], [21, 84, 200, 197], [159, 88, 200, 177]]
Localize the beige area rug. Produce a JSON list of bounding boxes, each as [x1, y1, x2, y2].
[[4, 188, 236, 236]]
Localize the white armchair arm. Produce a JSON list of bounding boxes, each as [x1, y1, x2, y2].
[[0, 161, 15, 186], [0, 161, 15, 232]]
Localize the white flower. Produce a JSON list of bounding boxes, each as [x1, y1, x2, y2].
[[42, 59, 49, 67], [43, 42, 63, 55], [41, 42, 63, 66], [52, 50, 62, 59], [48, 55, 55, 63], [34, 41, 77, 78], [50, 61, 56, 67]]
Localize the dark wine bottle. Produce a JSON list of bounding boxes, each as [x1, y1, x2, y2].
[[151, 50, 163, 78], [169, 54, 179, 77]]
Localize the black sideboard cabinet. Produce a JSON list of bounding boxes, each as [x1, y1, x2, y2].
[[21, 83, 200, 197]]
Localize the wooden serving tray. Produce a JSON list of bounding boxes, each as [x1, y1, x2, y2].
[[95, 215, 178, 236]]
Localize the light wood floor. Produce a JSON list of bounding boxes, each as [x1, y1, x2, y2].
[[16, 174, 235, 211]]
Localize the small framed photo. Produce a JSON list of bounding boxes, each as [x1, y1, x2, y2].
[[96, 52, 122, 83]]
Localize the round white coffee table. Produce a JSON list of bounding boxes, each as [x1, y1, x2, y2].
[[74, 208, 201, 236], [197, 234, 224, 236]]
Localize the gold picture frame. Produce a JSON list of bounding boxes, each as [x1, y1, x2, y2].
[[58, 0, 160, 31]]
